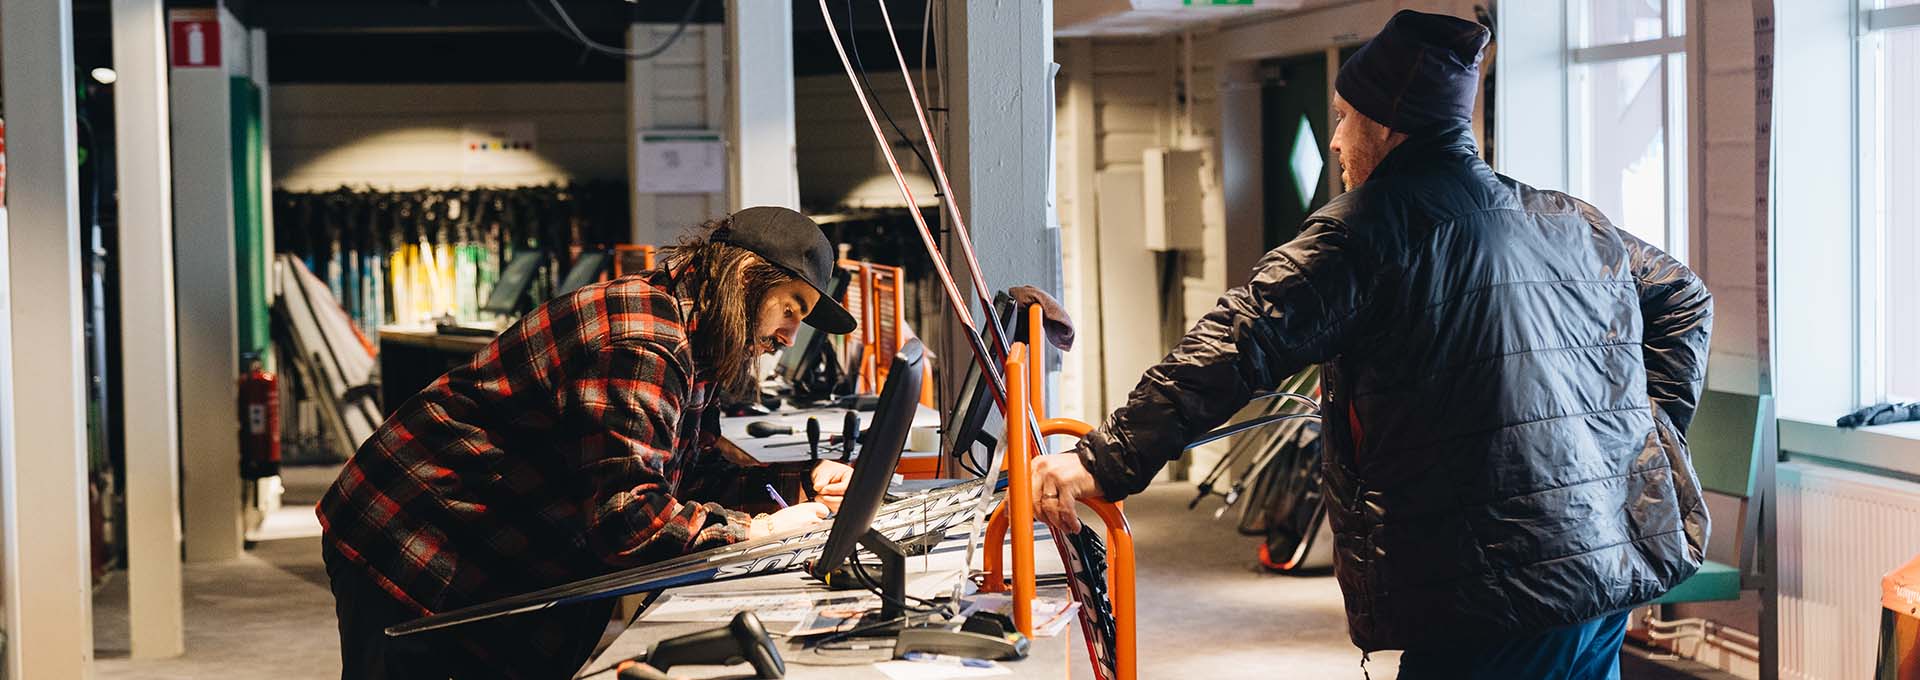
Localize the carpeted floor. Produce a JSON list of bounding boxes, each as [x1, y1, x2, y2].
[[93, 469, 1726, 679]]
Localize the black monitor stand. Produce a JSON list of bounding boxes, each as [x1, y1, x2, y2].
[[808, 339, 925, 635], [858, 528, 909, 627]]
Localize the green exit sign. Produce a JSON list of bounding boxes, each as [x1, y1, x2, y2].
[[1184, 0, 1254, 5]]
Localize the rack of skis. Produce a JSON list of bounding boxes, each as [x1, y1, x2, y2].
[[272, 183, 630, 336]]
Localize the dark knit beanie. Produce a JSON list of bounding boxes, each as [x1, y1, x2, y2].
[[1334, 10, 1490, 133]]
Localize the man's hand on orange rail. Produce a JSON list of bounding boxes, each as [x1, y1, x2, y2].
[[1031, 452, 1101, 531]]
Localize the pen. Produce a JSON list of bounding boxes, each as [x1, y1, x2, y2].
[[765, 484, 789, 509]]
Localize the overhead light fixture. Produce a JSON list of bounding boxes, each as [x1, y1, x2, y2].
[[91, 67, 117, 85]]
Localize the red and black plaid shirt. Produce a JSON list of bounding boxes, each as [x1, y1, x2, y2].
[[318, 272, 752, 621]]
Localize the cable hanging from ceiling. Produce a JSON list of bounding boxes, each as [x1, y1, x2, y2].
[[527, 0, 708, 60]]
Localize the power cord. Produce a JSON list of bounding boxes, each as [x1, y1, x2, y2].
[[848, 549, 945, 613], [783, 609, 910, 667], [529, 0, 708, 60], [841, 0, 940, 190], [955, 439, 990, 478]]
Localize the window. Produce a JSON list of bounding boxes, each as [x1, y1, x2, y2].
[[1861, 1, 1920, 402], [1568, 0, 1688, 261]]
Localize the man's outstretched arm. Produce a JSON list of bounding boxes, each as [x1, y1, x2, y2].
[[1034, 219, 1380, 527]]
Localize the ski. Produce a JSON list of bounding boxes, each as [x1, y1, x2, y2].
[[389, 475, 1005, 636]]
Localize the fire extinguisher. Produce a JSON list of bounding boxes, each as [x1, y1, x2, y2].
[[239, 352, 280, 479]]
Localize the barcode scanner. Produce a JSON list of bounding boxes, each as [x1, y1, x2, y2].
[[642, 611, 784, 678]]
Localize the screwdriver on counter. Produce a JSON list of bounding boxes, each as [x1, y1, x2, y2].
[[841, 410, 859, 461], [806, 416, 821, 463]]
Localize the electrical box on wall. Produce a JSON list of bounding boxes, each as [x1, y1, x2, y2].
[[1142, 148, 1204, 251]]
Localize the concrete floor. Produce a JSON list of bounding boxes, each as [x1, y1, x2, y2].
[[94, 465, 342, 679], [92, 467, 1719, 679]]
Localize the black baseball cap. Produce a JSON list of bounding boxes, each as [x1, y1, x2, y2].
[[712, 206, 858, 335]]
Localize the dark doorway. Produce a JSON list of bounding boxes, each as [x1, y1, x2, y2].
[[1259, 52, 1332, 249]]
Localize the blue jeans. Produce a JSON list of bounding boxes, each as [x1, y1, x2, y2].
[[1397, 610, 1632, 680]]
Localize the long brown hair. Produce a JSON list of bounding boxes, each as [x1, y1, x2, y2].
[[662, 219, 799, 400]]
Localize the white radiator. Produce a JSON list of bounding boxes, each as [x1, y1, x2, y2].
[[1779, 461, 1920, 680]]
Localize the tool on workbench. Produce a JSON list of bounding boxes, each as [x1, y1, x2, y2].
[[841, 411, 859, 462], [806, 417, 821, 463]]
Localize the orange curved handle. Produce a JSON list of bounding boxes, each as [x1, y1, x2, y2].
[[979, 414, 1136, 680], [980, 504, 1011, 593], [982, 419, 1105, 591]]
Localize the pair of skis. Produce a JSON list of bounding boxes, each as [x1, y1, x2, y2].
[[388, 476, 1005, 636]]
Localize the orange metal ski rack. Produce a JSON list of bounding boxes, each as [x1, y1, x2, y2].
[[978, 304, 1138, 680]]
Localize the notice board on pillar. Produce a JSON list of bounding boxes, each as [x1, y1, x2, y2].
[[635, 130, 725, 194]]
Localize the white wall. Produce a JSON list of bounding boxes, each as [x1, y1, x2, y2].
[[272, 83, 628, 192], [1059, 40, 1102, 426], [1052, 35, 1224, 428], [1069, 36, 1168, 426], [793, 71, 937, 209]]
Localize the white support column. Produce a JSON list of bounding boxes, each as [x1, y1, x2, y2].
[[936, 0, 1057, 447], [941, 0, 1057, 297], [113, 0, 186, 657], [0, 0, 96, 676], [169, 6, 245, 563], [726, 0, 800, 211]]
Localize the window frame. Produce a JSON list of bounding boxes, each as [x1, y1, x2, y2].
[[1566, 0, 1691, 263], [1857, 1, 1920, 406]]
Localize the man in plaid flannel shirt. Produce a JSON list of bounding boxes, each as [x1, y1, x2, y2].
[[321, 207, 861, 679]]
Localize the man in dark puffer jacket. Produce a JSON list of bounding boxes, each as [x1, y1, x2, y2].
[[1031, 10, 1712, 679]]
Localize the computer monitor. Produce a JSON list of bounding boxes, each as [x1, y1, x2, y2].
[[556, 250, 609, 295], [775, 268, 853, 398], [482, 249, 546, 316], [777, 325, 822, 383], [945, 292, 1018, 477], [808, 338, 926, 621]]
